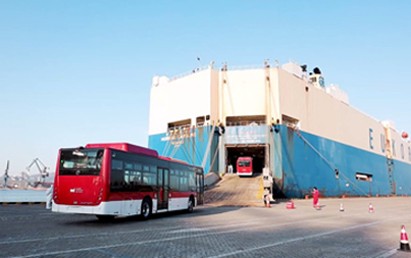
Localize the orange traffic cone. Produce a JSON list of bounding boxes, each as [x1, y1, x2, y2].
[[286, 200, 295, 209], [399, 225, 411, 252], [368, 203, 374, 213]]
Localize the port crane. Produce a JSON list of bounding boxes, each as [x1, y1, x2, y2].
[[26, 158, 49, 184], [3, 160, 9, 188]]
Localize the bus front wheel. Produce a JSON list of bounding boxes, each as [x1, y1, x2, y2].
[[141, 198, 152, 220]]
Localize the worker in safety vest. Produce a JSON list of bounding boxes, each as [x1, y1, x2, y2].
[[263, 189, 271, 207], [312, 187, 319, 209]]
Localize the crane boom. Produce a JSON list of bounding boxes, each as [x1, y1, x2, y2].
[[26, 158, 49, 183], [4, 160, 9, 176]]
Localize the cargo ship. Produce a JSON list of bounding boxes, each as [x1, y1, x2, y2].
[[148, 61, 411, 198]]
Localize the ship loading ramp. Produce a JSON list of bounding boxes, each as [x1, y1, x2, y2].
[[204, 173, 264, 207]]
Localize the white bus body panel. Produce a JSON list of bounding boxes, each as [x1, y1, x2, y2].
[[52, 196, 195, 216]]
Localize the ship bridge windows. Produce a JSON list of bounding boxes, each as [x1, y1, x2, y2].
[[226, 115, 265, 126], [167, 119, 191, 132], [356, 172, 373, 182], [196, 115, 210, 127]]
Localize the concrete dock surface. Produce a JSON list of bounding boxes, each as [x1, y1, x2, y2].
[[2, 196, 411, 257]]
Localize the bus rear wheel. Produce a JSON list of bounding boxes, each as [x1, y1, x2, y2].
[[141, 198, 152, 220], [187, 197, 194, 213]]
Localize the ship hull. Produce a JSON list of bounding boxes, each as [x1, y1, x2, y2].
[[273, 125, 411, 198], [149, 125, 411, 198]]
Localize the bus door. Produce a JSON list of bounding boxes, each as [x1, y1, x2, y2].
[[157, 167, 170, 210], [196, 170, 204, 205]]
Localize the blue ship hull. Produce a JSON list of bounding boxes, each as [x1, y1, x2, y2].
[[274, 125, 411, 198], [149, 125, 411, 198]]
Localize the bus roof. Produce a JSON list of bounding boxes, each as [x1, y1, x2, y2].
[[237, 156, 252, 160], [158, 156, 189, 165], [85, 143, 159, 157]]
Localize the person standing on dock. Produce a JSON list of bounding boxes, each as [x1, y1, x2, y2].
[[263, 188, 271, 207], [228, 164, 233, 174], [312, 187, 319, 209]]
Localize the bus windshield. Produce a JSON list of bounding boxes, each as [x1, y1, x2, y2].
[[238, 160, 251, 167], [59, 148, 103, 176]]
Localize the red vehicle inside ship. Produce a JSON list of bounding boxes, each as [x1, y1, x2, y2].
[[236, 157, 253, 176]]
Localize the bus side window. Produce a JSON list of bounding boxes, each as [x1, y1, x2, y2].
[[111, 170, 124, 191], [133, 163, 143, 185], [170, 169, 179, 190], [142, 171, 156, 186], [112, 160, 123, 170], [132, 171, 142, 184], [189, 172, 196, 191], [124, 170, 130, 184], [124, 162, 134, 188], [179, 171, 189, 192], [110, 159, 124, 191]]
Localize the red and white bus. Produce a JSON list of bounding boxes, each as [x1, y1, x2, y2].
[[52, 142, 204, 220], [236, 157, 253, 177]]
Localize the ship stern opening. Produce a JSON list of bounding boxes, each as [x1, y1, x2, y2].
[[226, 145, 265, 176]]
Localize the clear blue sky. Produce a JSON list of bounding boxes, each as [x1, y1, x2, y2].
[[1, 1, 410, 175]]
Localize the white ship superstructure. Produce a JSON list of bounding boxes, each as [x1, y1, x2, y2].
[[148, 61, 411, 198]]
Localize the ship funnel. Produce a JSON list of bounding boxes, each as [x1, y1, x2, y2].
[[309, 67, 325, 88], [313, 67, 322, 75]]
